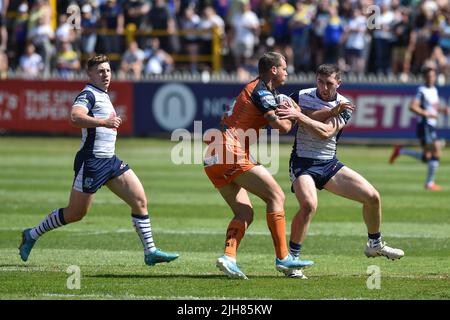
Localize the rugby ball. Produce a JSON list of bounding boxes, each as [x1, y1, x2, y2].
[[277, 94, 293, 108]]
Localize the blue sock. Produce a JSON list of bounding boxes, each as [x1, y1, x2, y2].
[[289, 241, 302, 258], [368, 232, 381, 248]]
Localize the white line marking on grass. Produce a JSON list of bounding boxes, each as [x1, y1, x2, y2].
[[2, 222, 449, 239], [40, 293, 273, 300]]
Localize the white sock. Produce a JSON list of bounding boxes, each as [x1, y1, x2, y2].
[[426, 160, 439, 186], [30, 208, 66, 240], [132, 214, 157, 254]]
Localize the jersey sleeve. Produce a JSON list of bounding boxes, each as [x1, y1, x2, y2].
[[73, 90, 96, 111], [251, 89, 278, 113], [338, 109, 352, 125], [414, 87, 424, 102]]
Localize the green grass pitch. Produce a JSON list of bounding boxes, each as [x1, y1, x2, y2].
[[0, 137, 449, 300]]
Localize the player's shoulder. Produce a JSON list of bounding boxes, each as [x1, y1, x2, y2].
[[73, 86, 96, 107], [336, 92, 350, 104], [298, 87, 317, 98]]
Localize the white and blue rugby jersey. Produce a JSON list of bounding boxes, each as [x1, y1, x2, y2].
[[414, 85, 439, 127], [292, 88, 352, 160], [72, 84, 117, 158]]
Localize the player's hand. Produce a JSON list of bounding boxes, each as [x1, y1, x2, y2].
[[442, 106, 450, 116], [276, 104, 302, 120], [103, 113, 122, 128], [330, 101, 354, 117], [425, 111, 438, 119]]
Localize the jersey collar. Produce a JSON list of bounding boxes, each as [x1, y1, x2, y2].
[[87, 83, 108, 93]]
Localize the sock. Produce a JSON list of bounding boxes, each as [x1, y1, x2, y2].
[[224, 219, 246, 259], [132, 214, 157, 254], [426, 158, 439, 186], [30, 208, 67, 240], [368, 232, 382, 248], [289, 241, 302, 258], [266, 211, 289, 259], [400, 148, 422, 161]]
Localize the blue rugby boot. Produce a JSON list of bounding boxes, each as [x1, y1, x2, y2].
[[145, 249, 179, 266], [216, 255, 248, 280], [275, 253, 314, 273], [19, 229, 36, 262]]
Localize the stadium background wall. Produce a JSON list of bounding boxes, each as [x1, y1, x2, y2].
[[1, 80, 449, 141]]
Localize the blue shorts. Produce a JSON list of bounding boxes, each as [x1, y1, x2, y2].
[[73, 152, 130, 193], [417, 123, 438, 146], [289, 157, 344, 190]]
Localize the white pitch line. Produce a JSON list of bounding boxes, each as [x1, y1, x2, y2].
[[39, 293, 273, 300], [1, 226, 448, 239]]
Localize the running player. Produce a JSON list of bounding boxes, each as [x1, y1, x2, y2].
[[389, 64, 449, 190], [19, 55, 179, 266]]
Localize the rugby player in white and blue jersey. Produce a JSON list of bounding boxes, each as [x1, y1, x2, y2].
[[19, 55, 179, 266], [389, 64, 449, 190], [276, 64, 404, 278]]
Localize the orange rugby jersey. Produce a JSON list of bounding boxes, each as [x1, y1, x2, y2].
[[212, 78, 281, 152]]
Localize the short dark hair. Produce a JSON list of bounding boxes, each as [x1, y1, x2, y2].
[[87, 54, 109, 70], [316, 64, 341, 81], [258, 52, 285, 74]]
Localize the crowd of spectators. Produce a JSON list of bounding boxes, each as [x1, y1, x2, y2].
[[1, 0, 450, 82]]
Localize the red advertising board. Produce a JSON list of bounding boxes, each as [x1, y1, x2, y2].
[[0, 79, 133, 135]]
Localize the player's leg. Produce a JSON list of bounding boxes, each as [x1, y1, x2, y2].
[[324, 167, 404, 260], [284, 175, 318, 279], [289, 175, 318, 257], [106, 169, 179, 266], [233, 165, 314, 271], [19, 189, 95, 262], [424, 139, 442, 190], [215, 183, 253, 279]]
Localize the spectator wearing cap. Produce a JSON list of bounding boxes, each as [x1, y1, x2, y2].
[[80, 3, 98, 56]]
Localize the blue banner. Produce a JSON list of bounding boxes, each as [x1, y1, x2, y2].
[[133, 81, 450, 140]]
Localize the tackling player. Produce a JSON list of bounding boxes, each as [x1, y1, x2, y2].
[[204, 52, 346, 279]]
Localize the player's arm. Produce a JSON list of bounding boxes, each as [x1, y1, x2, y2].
[[70, 91, 121, 129], [70, 106, 122, 129], [264, 110, 293, 133], [409, 98, 436, 119], [438, 105, 450, 115], [276, 106, 345, 139], [251, 90, 293, 134], [307, 101, 354, 122]]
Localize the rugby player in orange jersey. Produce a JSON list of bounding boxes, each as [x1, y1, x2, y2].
[[203, 52, 347, 279]]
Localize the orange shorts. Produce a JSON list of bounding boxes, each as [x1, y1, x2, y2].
[[203, 143, 257, 188]]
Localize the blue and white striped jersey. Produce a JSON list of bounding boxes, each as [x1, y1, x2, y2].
[[292, 87, 352, 160], [72, 84, 117, 158], [415, 85, 439, 127]]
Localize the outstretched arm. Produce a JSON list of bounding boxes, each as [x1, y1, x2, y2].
[[276, 105, 345, 139], [264, 109, 294, 134]]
